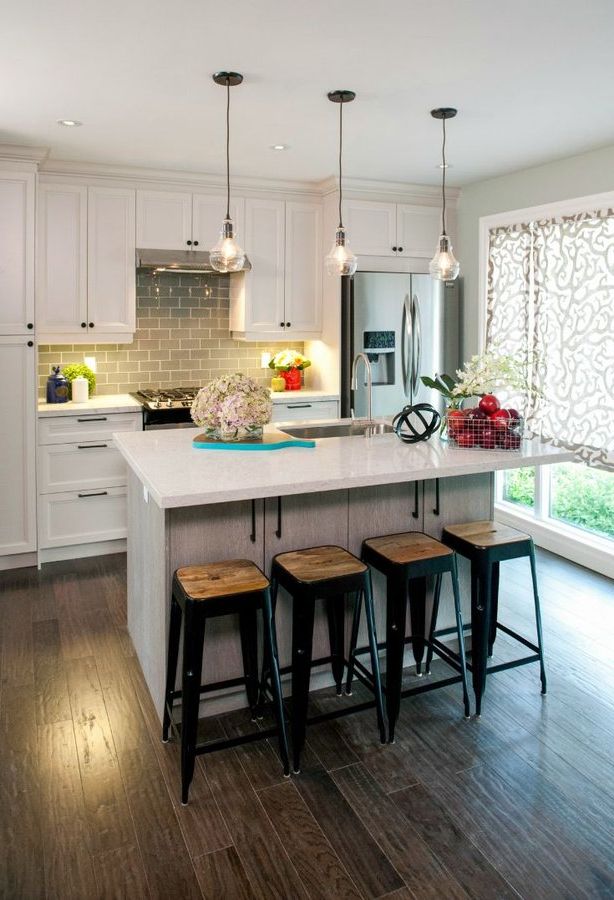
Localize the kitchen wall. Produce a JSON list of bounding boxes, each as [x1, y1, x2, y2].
[[457, 142, 614, 359], [38, 271, 303, 396]]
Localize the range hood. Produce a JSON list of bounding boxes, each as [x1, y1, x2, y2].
[[136, 248, 251, 274]]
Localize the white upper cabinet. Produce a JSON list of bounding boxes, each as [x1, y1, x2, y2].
[[37, 184, 136, 341], [37, 184, 88, 334], [344, 200, 397, 257], [136, 190, 192, 250], [284, 201, 322, 333], [87, 187, 136, 334], [0, 172, 35, 334], [344, 198, 443, 259], [135, 188, 243, 251], [231, 197, 323, 340]]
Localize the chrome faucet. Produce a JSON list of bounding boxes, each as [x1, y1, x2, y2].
[[351, 352, 374, 425]]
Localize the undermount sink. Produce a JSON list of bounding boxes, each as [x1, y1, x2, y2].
[[282, 421, 395, 439]]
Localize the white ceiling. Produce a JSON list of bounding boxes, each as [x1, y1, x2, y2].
[[2, 0, 614, 187]]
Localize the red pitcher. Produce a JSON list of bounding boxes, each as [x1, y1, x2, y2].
[[281, 367, 301, 390]]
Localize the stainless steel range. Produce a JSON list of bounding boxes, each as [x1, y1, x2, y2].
[[131, 387, 200, 429]]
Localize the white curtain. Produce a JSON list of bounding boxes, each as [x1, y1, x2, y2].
[[486, 210, 614, 470]]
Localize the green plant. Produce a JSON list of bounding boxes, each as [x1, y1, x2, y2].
[[551, 464, 614, 539], [61, 363, 96, 398], [503, 467, 535, 507]]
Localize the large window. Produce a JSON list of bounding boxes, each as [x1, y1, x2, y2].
[[482, 193, 614, 576]]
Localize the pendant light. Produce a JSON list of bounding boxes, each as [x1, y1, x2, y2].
[[325, 90, 358, 277], [429, 107, 460, 281], [209, 71, 246, 273]]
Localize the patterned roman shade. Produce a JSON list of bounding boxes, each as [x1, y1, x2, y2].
[[486, 210, 614, 470]]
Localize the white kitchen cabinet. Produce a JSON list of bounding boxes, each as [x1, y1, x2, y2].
[[38, 487, 128, 548], [271, 398, 338, 422], [38, 441, 127, 494], [135, 188, 243, 251], [344, 198, 442, 259], [231, 198, 322, 340], [0, 337, 37, 556], [37, 184, 136, 342], [37, 184, 88, 335], [0, 172, 35, 334]]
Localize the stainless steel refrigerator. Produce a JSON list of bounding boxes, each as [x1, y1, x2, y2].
[[340, 272, 460, 418]]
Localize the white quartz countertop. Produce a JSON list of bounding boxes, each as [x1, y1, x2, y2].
[[270, 390, 339, 402], [38, 394, 142, 416], [114, 421, 574, 510]]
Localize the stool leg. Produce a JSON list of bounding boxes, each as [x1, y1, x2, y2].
[[239, 607, 259, 719], [180, 604, 205, 805], [488, 562, 500, 657], [363, 574, 386, 745], [408, 576, 427, 676], [425, 574, 442, 675], [386, 573, 408, 743], [261, 587, 290, 776], [326, 596, 345, 695], [257, 577, 278, 712], [528, 543, 547, 694], [162, 593, 182, 742], [291, 594, 316, 773], [450, 556, 471, 718], [471, 561, 492, 717], [345, 591, 363, 695]]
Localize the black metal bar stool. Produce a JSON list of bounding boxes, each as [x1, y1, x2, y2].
[[346, 531, 470, 741], [269, 545, 386, 773], [440, 521, 546, 716], [162, 559, 289, 804]]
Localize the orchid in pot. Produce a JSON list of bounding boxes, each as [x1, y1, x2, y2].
[[191, 373, 272, 442]]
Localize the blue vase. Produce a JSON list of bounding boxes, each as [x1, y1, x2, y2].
[[46, 366, 69, 403]]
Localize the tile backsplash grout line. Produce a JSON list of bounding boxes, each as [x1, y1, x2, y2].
[[38, 272, 304, 396]]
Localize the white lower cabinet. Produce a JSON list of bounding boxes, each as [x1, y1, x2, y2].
[[271, 399, 338, 422], [37, 410, 141, 553]]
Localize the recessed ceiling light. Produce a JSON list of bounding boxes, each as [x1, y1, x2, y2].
[[57, 119, 82, 127], [271, 144, 288, 151]]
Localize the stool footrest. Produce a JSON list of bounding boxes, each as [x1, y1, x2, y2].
[[168, 674, 250, 702], [496, 623, 540, 653]]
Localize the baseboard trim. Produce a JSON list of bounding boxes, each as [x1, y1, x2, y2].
[[39, 539, 127, 565], [0, 551, 38, 571]]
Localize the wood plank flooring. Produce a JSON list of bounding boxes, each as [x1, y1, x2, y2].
[[0, 549, 613, 899]]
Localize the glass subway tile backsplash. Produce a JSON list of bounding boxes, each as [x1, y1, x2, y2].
[[37, 272, 303, 396]]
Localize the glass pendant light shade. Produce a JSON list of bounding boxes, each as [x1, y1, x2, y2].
[[430, 107, 460, 282], [325, 227, 358, 276], [210, 218, 246, 273], [429, 233, 460, 281]]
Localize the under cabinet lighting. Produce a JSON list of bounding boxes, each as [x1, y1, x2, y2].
[[57, 119, 82, 127]]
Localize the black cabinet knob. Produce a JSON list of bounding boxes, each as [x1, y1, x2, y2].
[[286, 322, 291, 328], [81, 322, 87, 328], [27, 322, 33, 329], [186, 240, 192, 246], [279, 322, 285, 327], [27, 340, 34, 347], [89, 322, 94, 328], [398, 246, 404, 252], [193, 240, 199, 246]]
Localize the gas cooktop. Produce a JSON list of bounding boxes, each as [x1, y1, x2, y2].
[[131, 387, 200, 410]]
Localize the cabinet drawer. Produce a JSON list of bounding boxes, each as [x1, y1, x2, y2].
[[38, 411, 141, 445], [38, 441, 127, 494], [38, 487, 127, 548], [271, 400, 338, 422]]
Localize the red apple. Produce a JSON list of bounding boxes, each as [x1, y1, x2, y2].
[[502, 433, 521, 450], [479, 394, 500, 416], [457, 431, 475, 448], [480, 428, 497, 449], [447, 409, 466, 437], [490, 408, 512, 430], [506, 408, 520, 422]]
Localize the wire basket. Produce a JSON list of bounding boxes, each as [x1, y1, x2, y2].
[[444, 410, 524, 450]]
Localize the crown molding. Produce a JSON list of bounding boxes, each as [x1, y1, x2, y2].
[[317, 175, 460, 206], [0, 143, 50, 165]]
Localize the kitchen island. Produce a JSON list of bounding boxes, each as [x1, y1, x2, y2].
[[114, 423, 573, 719]]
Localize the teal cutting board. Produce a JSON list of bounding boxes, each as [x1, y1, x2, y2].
[[192, 429, 316, 451]]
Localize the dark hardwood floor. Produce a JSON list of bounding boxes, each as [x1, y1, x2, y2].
[[1, 548, 613, 899]]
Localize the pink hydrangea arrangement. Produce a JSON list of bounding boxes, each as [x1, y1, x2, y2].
[[191, 373, 272, 438]]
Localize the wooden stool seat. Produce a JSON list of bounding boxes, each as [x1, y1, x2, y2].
[[443, 520, 530, 550], [175, 559, 269, 601], [364, 531, 454, 566], [274, 545, 367, 584]]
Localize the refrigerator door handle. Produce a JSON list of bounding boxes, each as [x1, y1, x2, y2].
[[411, 293, 422, 396], [401, 293, 413, 398]]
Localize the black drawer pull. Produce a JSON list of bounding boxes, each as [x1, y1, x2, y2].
[[76, 416, 108, 422], [78, 491, 108, 498], [286, 403, 312, 409], [77, 443, 109, 449]]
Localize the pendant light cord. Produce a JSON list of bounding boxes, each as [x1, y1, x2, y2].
[[338, 100, 344, 229], [225, 79, 231, 221], [441, 116, 447, 236]]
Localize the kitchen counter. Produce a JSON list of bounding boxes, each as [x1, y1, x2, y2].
[[114, 423, 573, 510], [38, 393, 142, 416], [270, 389, 339, 402]]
